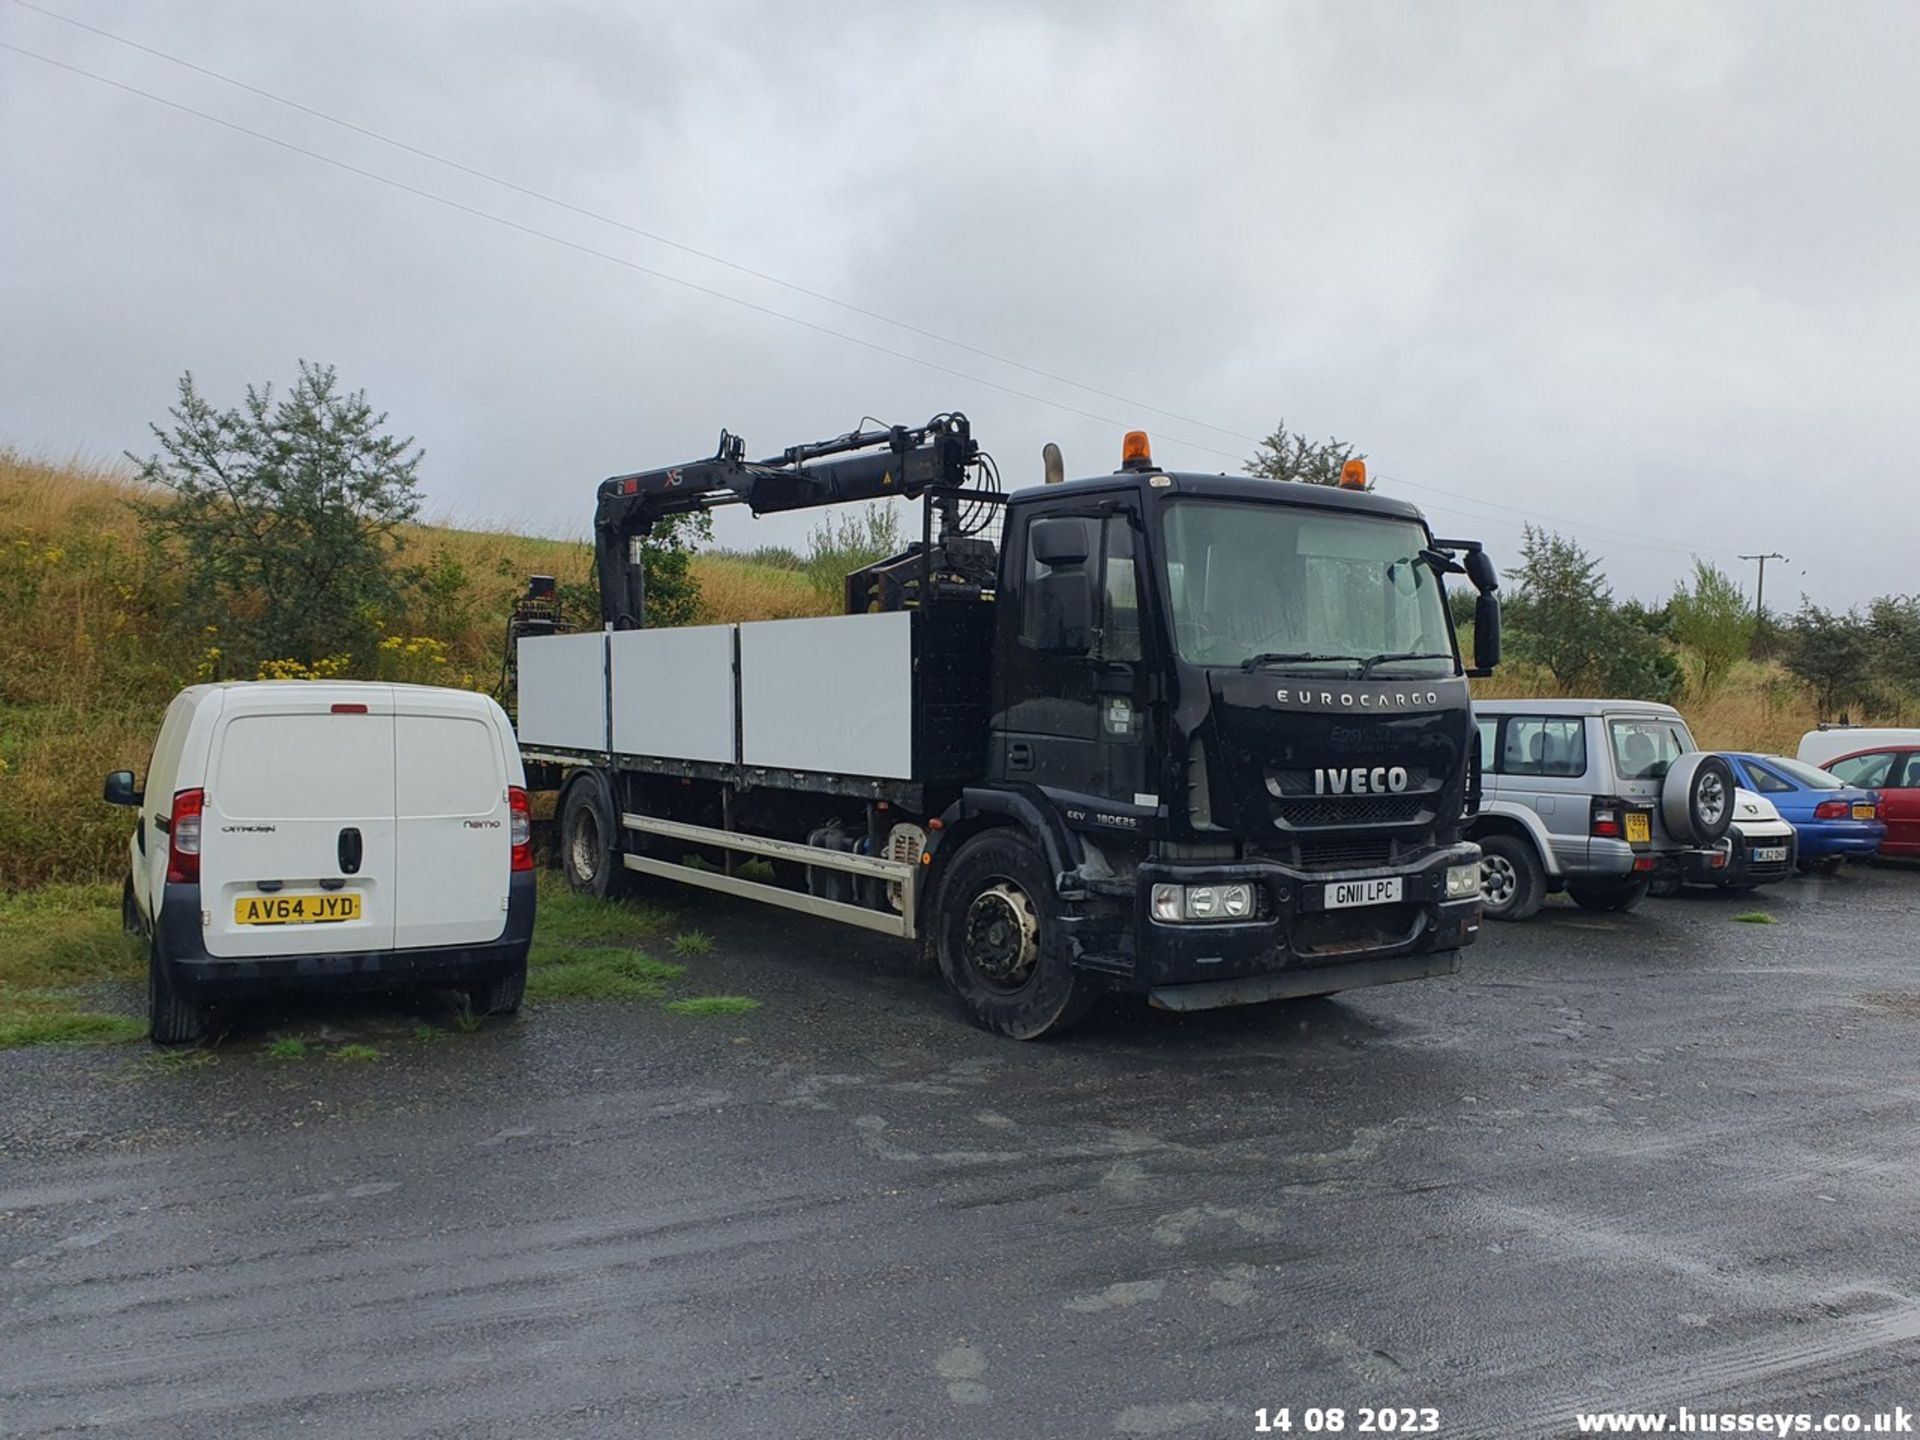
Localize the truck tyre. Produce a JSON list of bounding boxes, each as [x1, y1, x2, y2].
[[1661, 753, 1735, 845], [1478, 834, 1545, 921], [560, 779, 626, 899], [934, 830, 1095, 1040], [1567, 879, 1650, 913], [147, 935, 202, 1046], [468, 956, 527, 1017]]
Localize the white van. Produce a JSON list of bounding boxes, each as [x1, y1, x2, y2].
[[1798, 726, 1920, 768], [105, 682, 536, 1043]]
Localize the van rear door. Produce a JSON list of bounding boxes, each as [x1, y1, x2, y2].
[[393, 692, 511, 950], [201, 688, 398, 958]]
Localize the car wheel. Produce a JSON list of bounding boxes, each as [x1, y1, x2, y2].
[[467, 956, 526, 1017], [1567, 879, 1651, 913], [934, 830, 1096, 1040], [559, 779, 626, 899], [1477, 834, 1545, 921], [147, 935, 202, 1046], [1661, 753, 1736, 845]]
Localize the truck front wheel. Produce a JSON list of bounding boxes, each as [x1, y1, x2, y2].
[[934, 831, 1095, 1040]]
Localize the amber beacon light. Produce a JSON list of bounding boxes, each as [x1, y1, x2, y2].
[[1339, 458, 1368, 489], [1122, 430, 1153, 467]]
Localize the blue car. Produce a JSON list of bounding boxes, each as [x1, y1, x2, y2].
[[1719, 752, 1885, 867]]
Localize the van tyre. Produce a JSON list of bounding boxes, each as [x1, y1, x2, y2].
[[468, 956, 527, 1017], [560, 780, 626, 899], [1661, 753, 1736, 845], [147, 936, 202, 1046], [1567, 879, 1651, 913], [1478, 834, 1545, 921], [934, 830, 1095, 1040], [122, 874, 148, 937]]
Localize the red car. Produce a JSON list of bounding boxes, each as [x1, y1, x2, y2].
[[1822, 746, 1920, 857]]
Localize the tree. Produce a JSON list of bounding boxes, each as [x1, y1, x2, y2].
[[555, 511, 711, 630], [1781, 602, 1875, 719], [132, 362, 421, 669], [1667, 559, 1754, 699], [1247, 419, 1365, 487], [1503, 526, 1681, 702]]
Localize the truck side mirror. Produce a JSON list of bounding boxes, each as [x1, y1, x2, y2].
[[1471, 591, 1502, 676], [103, 770, 143, 807], [1465, 548, 1498, 594], [1030, 517, 1091, 567]]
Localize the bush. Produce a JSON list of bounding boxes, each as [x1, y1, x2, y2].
[[803, 503, 903, 602]]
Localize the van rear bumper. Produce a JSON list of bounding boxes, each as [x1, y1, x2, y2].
[[157, 872, 535, 995]]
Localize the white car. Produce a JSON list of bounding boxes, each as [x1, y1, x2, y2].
[[105, 681, 536, 1043], [1659, 788, 1798, 893]]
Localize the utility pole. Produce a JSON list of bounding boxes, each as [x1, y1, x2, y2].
[[1739, 552, 1786, 621]]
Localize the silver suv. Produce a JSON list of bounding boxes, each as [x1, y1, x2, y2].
[[1467, 699, 1736, 920]]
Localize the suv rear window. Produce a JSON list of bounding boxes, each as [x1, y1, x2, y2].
[[1608, 717, 1690, 781], [1500, 716, 1586, 777]]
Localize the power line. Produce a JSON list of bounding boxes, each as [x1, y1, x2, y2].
[[5, 0, 1257, 447], [2, 26, 1747, 569], [1739, 551, 1787, 619], [0, 39, 1256, 463]]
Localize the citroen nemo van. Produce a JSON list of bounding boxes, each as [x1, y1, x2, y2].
[[105, 682, 535, 1043]]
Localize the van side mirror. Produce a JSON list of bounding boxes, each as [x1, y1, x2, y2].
[[104, 770, 143, 807], [1470, 591, 1502, 677]]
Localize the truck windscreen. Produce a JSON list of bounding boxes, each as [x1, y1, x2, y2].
[[1161, 501, 1456, 677]]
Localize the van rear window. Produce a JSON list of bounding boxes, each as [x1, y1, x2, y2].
[[215, 714, 393, 820], [397, 716, 501, 818]]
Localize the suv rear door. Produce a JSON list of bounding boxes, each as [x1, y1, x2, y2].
[[200, 687, 398, 958], [393, 692, 512, 950]]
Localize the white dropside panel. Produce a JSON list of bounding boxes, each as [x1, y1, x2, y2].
[[516, 632, 608, 753], [611, 624, 737, 764], [739, 612, 913, 779], [394, 696, 512, 950]]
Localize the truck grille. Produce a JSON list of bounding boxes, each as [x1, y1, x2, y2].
[[1294, 836, 1396, 871], [1276, 795, 1428, 828]]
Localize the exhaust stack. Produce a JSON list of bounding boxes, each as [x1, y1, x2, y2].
[[1042, 442, 1064, 485]]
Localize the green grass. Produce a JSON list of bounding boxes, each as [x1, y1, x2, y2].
[[664, 994, 760, 1017], [267, 1036, 308, 1060], [0, 881, 147, 1049], [411, 1022, 444, 1043], [669, 930, 714, 957], [450, 1006, 484, 1034], [331, 1043, 381, 1063], [527, 945, 685, 1001], [533, 871, 672, 945], [1733, 911, 1779, 925]]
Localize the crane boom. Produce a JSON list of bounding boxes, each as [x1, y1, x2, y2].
[[592, 413, 979, 628]]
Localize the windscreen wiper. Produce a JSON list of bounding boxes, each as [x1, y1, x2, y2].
[[1356, 650, 1454, 677], [1239, 651, 1365, 672]]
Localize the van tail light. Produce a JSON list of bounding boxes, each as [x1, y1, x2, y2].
[[165, 788, 204, 884], [1590, 797, 1623, 838], [1813, 800, 1849, 820], [508, 787, 534, 872]]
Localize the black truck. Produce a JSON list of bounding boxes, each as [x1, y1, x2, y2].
[[512, 413, 1502, 1038]]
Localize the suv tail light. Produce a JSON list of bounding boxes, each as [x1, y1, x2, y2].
[[1813, 799, 1849, 820], [1590, 797, 1624, 838], [165, 788, 204, 884], [508, 786, 533, 872]]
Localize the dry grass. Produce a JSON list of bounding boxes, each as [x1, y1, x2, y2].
[[693, 555, 832, 623]]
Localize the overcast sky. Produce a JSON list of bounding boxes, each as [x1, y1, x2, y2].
[[3, 1, 1914, 609]]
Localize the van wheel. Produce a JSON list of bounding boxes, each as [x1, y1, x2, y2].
[[934, 831, 1095, 1040], [468, 957, 526, 1017], [1568, 879, 1651, 913], [147, 937, 202, 1046], [560, 781, 626, 898], [122, 875, 148, 937], [1477, 835, 1545, 921]]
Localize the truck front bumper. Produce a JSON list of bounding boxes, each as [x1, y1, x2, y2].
[[1077, 841, 1481, 1000]]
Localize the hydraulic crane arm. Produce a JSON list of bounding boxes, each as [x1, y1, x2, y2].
[[593, 412, 978, 628]]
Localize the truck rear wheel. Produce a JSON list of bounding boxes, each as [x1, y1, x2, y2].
[[934, 830, 1095, 1040], [560, 779, 626, 899]]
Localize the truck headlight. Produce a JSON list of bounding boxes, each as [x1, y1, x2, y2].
[[1150, 882, 1255, 923], [1446, 862, 1482, 899]]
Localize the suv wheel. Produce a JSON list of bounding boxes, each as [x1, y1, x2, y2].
[[1478, 834, 1545, 921], [1567, 879, 1651, 913]]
